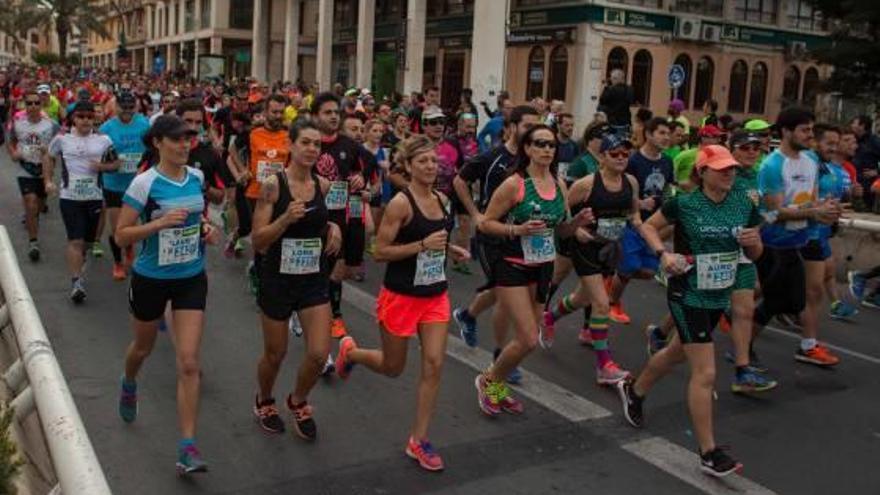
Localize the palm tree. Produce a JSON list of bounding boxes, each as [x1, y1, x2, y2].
[[0, 1, 44, 54], [23, 0, 112, 59]]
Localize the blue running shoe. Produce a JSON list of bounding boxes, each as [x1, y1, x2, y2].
[[645, 325, 666, 357], [848, 271, 867, 301], [829, 300, 859, 320], [731, 368, 778, 393], [453, 308, 478, 347], [506, 366, 523, 385], [119, 377, 137, 423], [176, 443, 208, 475], [724, 350, 768, 374]]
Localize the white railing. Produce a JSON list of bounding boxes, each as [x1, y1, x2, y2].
[[0, 226, 111, 495], [839, 217, 880, 234]]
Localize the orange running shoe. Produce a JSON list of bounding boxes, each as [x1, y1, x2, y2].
[[405, 436, 444, 472], [112, 263, 127, 281], [330, 318, 348, 338], [718, 314, 731, 334], [795, 343, 840, 367], [609, 302, 631, 324]]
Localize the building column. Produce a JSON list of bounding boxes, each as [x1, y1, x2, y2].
[[251, 0, 269, 80], [210, 36, 223, 55], [211, 0, 230, 30], [179, 0, 186, 35], [167, 2, 174, 39], [469, 0, 507, 132], [316, 0, 334, 90], [145, 4, 153, 40], [570, 24, 603, 137], [403, 0, 426, 95], [355, 0, 375, 89], [166, 44, 174, 71], [144, 47, 152, 73], [283, 0, 301, 82], [194, 0, 202, 33]]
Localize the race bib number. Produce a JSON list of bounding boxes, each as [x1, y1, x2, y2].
[[414, 249, 446, 286], [695, 251, 739, 290], [158, 225, 200, 266], [69, 176, 101, 201], [280, 238, 322, 275], [521, 228, 556, 264], [596, 217, 627, 241], [326, 181, 349, 210], [348, 195, 363, 219], [119, 152, 141, 174], [256, 161, 284, 184]]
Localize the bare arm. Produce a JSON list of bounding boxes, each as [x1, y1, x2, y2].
[[627, 174, 643, 228], [453, 174, 480, 219], [251, 175, 287, 254], [114, 204, 188, 248]]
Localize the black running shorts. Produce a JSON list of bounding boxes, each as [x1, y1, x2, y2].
[[129, 271, 208, 322]]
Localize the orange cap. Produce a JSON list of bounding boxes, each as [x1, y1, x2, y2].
[[696, 145, 739, 171]]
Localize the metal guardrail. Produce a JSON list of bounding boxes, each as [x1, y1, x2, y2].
[[839, 217, 880, 233], [0, 226, 111, 495]]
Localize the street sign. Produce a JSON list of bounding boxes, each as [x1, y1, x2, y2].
[[668, 64, 686, 89]]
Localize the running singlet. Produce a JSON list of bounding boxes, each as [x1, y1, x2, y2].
[[582, 172, 633, 242], [48, 132, 114, 201], [123, 167, 206, 279], [810, 161, 849, 240], [662, 189, 762, 309], [383, 189, 454, 297], [12, 117, 59, 178], [245, 127, 291, 199], [99, 114, 150, 192], [503, 175, 567, 265], [758, 150, 818, 248]]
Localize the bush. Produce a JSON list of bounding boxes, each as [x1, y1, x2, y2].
[[0, 405, 24, 495], [31, 52, 61, 66]]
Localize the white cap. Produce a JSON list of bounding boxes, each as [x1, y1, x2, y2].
[[36, 84, 51, 94]]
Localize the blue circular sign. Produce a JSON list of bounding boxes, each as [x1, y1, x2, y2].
[[668, 64, 686, 89]]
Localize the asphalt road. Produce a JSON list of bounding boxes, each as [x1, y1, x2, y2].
[[1, 150, 878, 495]]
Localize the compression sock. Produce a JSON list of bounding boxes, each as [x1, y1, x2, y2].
[[551, 294, 577, 320], [109, 235, 122, 263], [590, 317, 612, 368]]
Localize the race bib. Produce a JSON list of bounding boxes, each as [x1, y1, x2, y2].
[[256, 161, 284, 184], [596, 217, 627, 241], [348, 195, 363, 219], [695, 251, 739, 290], [414, 249, 446, 286], [326, 181, 349, 210], [521, 228, 556, 264], [119, 152, 141, 174], [158, 224, 200, 266], [280, 238, 322, 275], [69, 176, 101, 200]]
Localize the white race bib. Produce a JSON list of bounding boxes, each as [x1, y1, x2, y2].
[[119, 152, 141, 174], [695, 251, 739, 290], [597, 217, 627, 241], [158, 224, 200, 266], [256, 161, 284, 184], [348, 195, 363, 219], [326, 181, 349, 210], [280, 238, 322, 275], [521, 228, 556, 264], [69, 176, 102, 201], [414, 249, 446, 286]]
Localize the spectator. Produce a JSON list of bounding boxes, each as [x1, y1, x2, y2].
[[700, 99, 719, 128], [850, 114, 880, 211], [598, 69, 634, 136], [667, 99, 690, 135], [477, 94, 513, 152]]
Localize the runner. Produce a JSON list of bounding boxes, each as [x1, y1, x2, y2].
[[177, 99, 225, 205], [554, 113, 578, 184], [617, 144, 764, 477], [473, 124, 592, 416], [251, 121, 343, 440], [99, 90, 151, 280], [43, 101, 117, 303], [335, 135, 469, 471], [7, 89, 59, 262], [113, 115, 217, 475]]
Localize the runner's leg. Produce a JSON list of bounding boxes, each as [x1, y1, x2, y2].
[[412, 321, 448, 440]]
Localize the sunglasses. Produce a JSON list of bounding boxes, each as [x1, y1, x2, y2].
[[73, 114, 94, 120], [531, 139, 557, 150], [25, 101, 41, 106], [737, 144, 760, 152], [423, 117, 445, 126], [607, 150, 630, 159]]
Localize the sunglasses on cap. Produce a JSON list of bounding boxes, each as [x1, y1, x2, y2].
[[423, 117, 445, 126], [531, 139, 557, 150]]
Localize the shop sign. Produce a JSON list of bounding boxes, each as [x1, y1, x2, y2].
[[507, 28, 575, 45]]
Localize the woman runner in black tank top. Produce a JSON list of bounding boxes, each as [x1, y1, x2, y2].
[[250, 122, 342, 441], [544, 138, 641, 387], [333, 135, 470, 472]]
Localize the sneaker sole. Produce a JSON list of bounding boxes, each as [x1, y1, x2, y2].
[[731, 382, 777, 394], [336, 337, 354, 380], [794, 354, 839, 367], [405, 447, 444, 472], [291, 421, 316, 442], [700, 462, 743, 478], [474, 375, 500, 417], [597, 374, 630, 386], [616, 382, 642, 428], [175, 463, 208, 475]]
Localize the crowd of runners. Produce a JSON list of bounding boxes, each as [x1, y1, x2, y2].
[[2, 63, 880, 478]]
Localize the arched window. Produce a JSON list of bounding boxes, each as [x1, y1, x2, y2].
[[606, 46, 628, 80], [748, 62, 768, 114], [526, 46, 545, 100], [632, 49, 653, 106], [671, 53, 692, 108], [802, 67, 821, 108], [728, 60, 748, 113], [547, 45, 568, 101], [693, 56, 714, 110], [782, 65, 801, 105]]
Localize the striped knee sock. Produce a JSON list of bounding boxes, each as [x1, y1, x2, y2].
[[551, 294, 577, 320], [590, 317, 612, 368]]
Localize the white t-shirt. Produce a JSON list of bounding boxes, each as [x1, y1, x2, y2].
[[12, 117, 59, 178], [48, 132, 114, 201]]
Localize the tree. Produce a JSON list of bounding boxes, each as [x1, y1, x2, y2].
[[23, 0, 112, 59], [806, 1, 880, 98], [0, 1, 44, 54]]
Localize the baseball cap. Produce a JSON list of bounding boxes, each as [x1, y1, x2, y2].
[[698, 124, 723, 138], [36, 84, 51, 94], [71, 101, 95, 114], [117, 91, 136, 107], [600, 134, 633, 153], [587, 123, 614, 141], [150, 115, 198, 140], [344, 87, 359, 97], [744, 119, 771, 132], [730, 130, 761, 148], [696, 144, 739, 171], [422, 106, 445, 121]]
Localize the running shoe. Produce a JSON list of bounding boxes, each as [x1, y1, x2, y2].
[[578, 328, 594, 347], [699, 447, 743, 478], [234, 238, 246, 257], [112, 263, 126, 281], [321, 353, 335, 376], [498, 390, 524, 415], [287, 396, 317, 441], [118, 378, 137, 423], [596, 361, 631, 386], [645, 324, 666, 357], [336, 336, 356, 380], [539, 311, 555, 349], [91, 243, 104, 258], [795, 343, 840, 367], [330, 318, 348, 338], [406, 436, 444, 472], [829, 300, 859, 320], [289, 313, 303, 337], [253, 396, 285, 434], [609, 302, 631, 324], [723, 350, 768, 374], [27, 241, 40, 262], [474, 374, 503, 417], [176, 444, 208, 475], [506, 367, 523, 385], [70, 279, 86, 304], [616, 379, 644, 428], [848, 270, 867, 301], [453, 308, 478, 347], [863, 293, 880, 309], [731, 368, 778, 394]]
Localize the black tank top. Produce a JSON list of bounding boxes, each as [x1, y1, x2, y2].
[[583, 172, 633, 242], [383, 188, 454, 297], [261, 171, 330, 278]]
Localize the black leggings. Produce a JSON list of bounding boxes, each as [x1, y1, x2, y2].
[[235, 186, 254, 239]]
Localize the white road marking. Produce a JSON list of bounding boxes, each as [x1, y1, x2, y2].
[[765, 325, 880, 365], [343, 283, 778, 494]]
